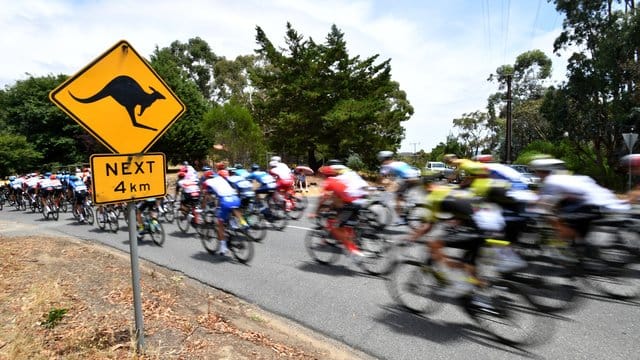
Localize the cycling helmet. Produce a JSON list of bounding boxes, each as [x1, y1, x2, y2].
[[202, 166, 211, 171], [182, 161, 189, 166], [204, 170, 215, 179], [377, 150, 394, 162], [442, 154, 458, 164], [50, 174, 57, 180], [44, 172, 52, 177], [270, 156, 281, 162], [177, 172, 186, 179], [9, 176, 16, 181], [218, 169, 230, 178], [269, 160, 279, 168], [234, 163, 243, 169], [326, 159, 343, 166], [318, 165, 338, 177], [251, 164, 260, 171], [529, 158, 566, 172], [215, 162, 226, 170]]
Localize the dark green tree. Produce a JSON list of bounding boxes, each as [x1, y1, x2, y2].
[[251, 23, 413, 169], [0, 132, 43, 175]]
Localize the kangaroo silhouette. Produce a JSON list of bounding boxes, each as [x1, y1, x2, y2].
[[69, 75, 165, 131]]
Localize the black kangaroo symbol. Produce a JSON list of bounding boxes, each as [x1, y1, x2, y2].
[[69, 75, 165, 131]]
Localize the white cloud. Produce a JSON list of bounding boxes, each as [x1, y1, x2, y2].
[[0, 0, 568, 154]]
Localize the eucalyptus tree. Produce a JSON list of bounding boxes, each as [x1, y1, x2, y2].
[[487, 49, 554, 160], [542, 0, 640, 186]]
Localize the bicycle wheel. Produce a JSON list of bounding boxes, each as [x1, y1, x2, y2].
[[59, 198, 68, 213], [229, 230, 254, 264], [387, 259, 443, 314], [357, 227, 396, 276], [149, 219, 166, 246], [266, 198, 288, 230], [304, 229, 342, 265], [465, 281, 551, 346], [163, 200, 176, 223], [108, 211, 119, 233], [582, 245, 640, 299], [407, 203, 430, 230], [176, 209, 191, 233], [97, 209, 107, 230], [50, 202, 59, 221], [287, 194, 308, 220], [84, 206, 95, 225], [362, 201, 392, 230], [245, 211, 267, 242]]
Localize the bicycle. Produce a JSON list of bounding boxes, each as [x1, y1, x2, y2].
[[305, 209, 394, 275], [72, 198, 95, 225], [137, 208, 165, 246], [41, 193, 60, 221], [239, 196, 268, 242], [199, 209, 254, 264], [387, 237, 551, 345], [96, 204, 120, 233], [159, 194, 176, 223], [257, 191, 288, 231]]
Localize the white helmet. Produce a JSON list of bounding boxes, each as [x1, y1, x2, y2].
[[270, 156, 281, 162], [269, 160, 279, 168], [377, 150, 394, 162], [529, 158, 566, 172]]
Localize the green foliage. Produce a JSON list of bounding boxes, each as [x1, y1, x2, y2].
[[251, 23, 413, 169], [0, 132, 43, 175], [201, 102, 266, 165], [41, 307, 68, 329], [346, 153, 365, 171]]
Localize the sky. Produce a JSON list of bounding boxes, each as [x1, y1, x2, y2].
[[0, 0, 569, 153]]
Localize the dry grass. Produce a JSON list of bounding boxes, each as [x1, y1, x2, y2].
[[0, 235, 365, 360]]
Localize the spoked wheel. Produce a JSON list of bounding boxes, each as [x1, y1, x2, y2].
[[245, 211, 267, 242], [266, 198, 288, 230], [362, 201, 393, 230], [200, 220, 220, 255], [97, 210, 107, 230], [287, 194, 308, 220], [84, 206, 95, 225], [387, 259, 443, 314], [582, 246, 640, 300], [148, 219, 166, 246], [507, 260, 580, 313], [407, 204, 429, 230], [176, 209, 191, 233], [162, 195, 176, 223], [304, 229, 342, 265], [59, 199, 68, 213], [229, 230, 254, 264], [464, 281, 552, 346], [357, 228, 396, 276], [50, 204, 59, 221], [108, 211, 119, 233]]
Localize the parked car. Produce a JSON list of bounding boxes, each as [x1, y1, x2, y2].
[[424, 161, 454, 179], [509, 164, 541, 186]]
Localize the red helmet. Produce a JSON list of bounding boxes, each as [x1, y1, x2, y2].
[[204, 170, 215, 179], [217, 169, 230, 178], [215, 162, 226, 170], [318, 165, 337, 177], [177, 171, 186, 179]]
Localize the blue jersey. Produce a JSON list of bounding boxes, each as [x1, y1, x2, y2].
[[380, 161, 421, 179], [69, 179, 87, 193], [226, 174, 255, 198], [234, 168, 251, 178], [246, 171, 277, 191]]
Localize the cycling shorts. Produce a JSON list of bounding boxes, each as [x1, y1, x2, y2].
[[276, 178, 295, 192], [216, 195, 241, 222]]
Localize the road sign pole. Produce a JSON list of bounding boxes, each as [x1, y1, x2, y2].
[[127, 202, 145, 351], [623, 132, 638, 191]]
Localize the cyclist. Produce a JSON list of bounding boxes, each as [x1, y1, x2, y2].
[[246, 164, 278, 219], [529, 157, 630, 245], [224, 167, 256, 212], [232, 163, 250, 178], [175, 171, 202, 224], [69, 175, 89, 222], [201, 169, 246, 255], [310, 164, 369, 260], [377, 150, 421, 225]]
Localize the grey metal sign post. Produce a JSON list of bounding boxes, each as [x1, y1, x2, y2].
[[623, 132, 638, 191]]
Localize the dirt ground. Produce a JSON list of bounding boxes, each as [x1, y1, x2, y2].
[[0, 232, 369, 360]]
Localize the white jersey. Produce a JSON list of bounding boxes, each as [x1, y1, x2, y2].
[[24, 177, 40, 189], [178, 179, 200, 194], [336, 170, 369, 199], [541, 174, 630, 210], [269, 163, 294, 181], [203, 176, 237, 197]]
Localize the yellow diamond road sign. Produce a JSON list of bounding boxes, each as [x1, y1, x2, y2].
[[91, 153, 166, 204], [50, 40, 186, 154]]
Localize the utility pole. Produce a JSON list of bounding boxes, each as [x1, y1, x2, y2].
[[505, 74, 513, 164], [409, 142, 420, 155]]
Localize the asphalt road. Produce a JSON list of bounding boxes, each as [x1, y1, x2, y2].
[[1, 200, 639, 360]]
